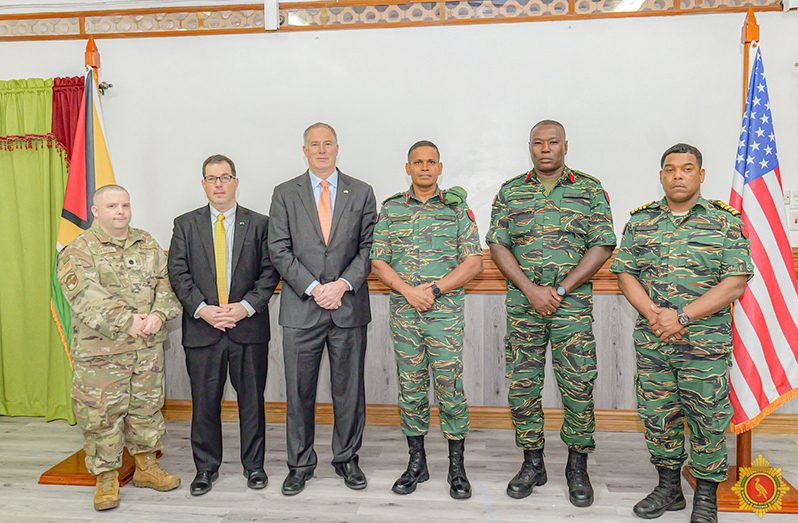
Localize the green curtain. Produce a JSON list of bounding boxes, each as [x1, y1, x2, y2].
[[0, 78, 53, 136], [0, 136, 74, 422]]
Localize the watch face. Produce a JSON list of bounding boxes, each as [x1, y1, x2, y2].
[[557, 286, 566, 297], [679, 315, 689, 326]]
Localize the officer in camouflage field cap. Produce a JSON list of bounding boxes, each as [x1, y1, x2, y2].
[[57, 185, 182, 511], [612, 144, 752, 523], [371, 141, 483, 499], [487, 120, 616, 507]]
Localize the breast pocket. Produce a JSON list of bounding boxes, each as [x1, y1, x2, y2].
[[687, 225, 723, 273], [388, 215, 414, 253], [431, 214, 458, 258], [631, 227, 662, 275], [560, 191, 591, 236], [507, 197, 537, 241]]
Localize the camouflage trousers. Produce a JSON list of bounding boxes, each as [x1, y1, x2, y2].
[[636, 339, 732, 482], [390, 310, 469, 440], [505, 306, 597, 452], [72, 344, 166, 475]]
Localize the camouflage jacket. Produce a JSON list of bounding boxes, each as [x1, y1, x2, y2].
[[370, 185, 482, 315], [57, 223, 181, 358], [486, 166, 616, 309], [611, 197, 754, 355]]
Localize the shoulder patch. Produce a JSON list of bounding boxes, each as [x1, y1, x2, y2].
[[500, 172, 529, 189], [570, 169, 601, 185], [630, 201, 657, 215], [382, 191, 406, 205], [711, 199, 741, 216]]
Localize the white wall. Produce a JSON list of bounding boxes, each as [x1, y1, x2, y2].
[[2, 11, 797, 248]]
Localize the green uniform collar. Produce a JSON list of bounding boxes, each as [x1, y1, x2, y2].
[[654, 196, 711, 215], [405, 184, 444, 205], [524, 165, 576, 187]]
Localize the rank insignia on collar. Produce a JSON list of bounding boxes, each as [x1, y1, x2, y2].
[[731, 454, 791, 517], [604, 190, 610, 204], [466, 209, 475, 222], [524, 171, 533, 183], [567, 171, 575, 183]]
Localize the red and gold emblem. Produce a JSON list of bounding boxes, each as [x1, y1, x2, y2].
[[732, 454, 790, 517]]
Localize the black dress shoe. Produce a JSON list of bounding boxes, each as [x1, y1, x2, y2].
[[281, 469, 313, 496], [333, 457, 367, 490], [190, 471, 218, 496], [244, 468, 268, 490]]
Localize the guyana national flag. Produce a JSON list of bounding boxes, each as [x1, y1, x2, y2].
[[51, 67, 117, 364]]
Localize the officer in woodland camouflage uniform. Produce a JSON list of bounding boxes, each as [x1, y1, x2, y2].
[[487, 120, 615, 507], [57, 185, 182, 511], [612, 144, 752, 523], [371, 141, 483, 499]]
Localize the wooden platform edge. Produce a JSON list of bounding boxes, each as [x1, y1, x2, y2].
[[683, 466, 798, 514], [39, 448, 135, 486], [160, 401, 798, 435]]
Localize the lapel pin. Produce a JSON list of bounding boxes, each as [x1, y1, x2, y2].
[[239, 222, 245, 225], [343, 189, 349, 194]]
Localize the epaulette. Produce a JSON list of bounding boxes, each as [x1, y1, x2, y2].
[[443, 186, 467, 206], [382, 191, 406, 205], [570, 169, 600, 185], [711, 199, 741, 216], [501, 172, 529, 188], [630, 201, 657, 215]]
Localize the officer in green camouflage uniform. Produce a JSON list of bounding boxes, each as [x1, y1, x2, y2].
[[371, 141, 483, 500], [57, 185, 182, 511], [487, 120, 616, 507], [612, 144, 752, 523]]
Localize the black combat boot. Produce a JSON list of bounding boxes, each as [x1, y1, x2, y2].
[[690, 478, 718, 523], [633, 466, 686, 519], [565, 448, 594, 507], [392, 435, 429, 495], [447, 438, 471, 500], [506, 449, 547, 499]]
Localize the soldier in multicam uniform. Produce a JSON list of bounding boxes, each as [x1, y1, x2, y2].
[[371, 140, 483, 499], [487, 120, 616, 507], [57, 185, 182, 511], [611, 144, 752, 523]]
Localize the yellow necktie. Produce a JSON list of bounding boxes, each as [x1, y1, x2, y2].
[[214, 214, 228, 305]]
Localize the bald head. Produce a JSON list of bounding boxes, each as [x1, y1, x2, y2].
[[530, 119, 566, 141]]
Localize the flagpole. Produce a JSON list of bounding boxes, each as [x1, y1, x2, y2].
[[735, 8, 758, 477]]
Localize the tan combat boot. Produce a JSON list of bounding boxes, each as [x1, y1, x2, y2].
[[132, 452, 181, 491], [94, 469, 119, 511]]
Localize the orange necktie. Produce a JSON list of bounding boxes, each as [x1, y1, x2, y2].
[[318, 180, 332, 244]]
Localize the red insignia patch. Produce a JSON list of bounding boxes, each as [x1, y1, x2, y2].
[[524, 171, 533, 182], [741, 222, 750, 239], [568, 171, 575, 183], [466, 209, 476, 223], [604, 190, 610, 204]]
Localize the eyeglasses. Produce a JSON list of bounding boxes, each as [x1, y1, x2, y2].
[[203, 174, 236, 184]]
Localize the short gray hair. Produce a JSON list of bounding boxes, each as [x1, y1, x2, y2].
[[303, 122, 338, 145]]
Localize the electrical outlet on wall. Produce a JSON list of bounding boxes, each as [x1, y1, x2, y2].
[[790, 211, 798, 232]]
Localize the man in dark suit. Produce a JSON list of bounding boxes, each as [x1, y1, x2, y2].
[[168, 154, 280, 496], [268, 122, 376, 495]]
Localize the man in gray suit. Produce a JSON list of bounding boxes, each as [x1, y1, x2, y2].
[[268, 122, 377, 495]]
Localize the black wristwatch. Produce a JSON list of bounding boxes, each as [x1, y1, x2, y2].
[[431, 283, 442, 300], [677, 307, 691, 326], [556, 285, 568, 298]]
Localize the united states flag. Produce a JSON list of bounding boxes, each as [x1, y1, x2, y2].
[[729, 46, 798, 433]]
